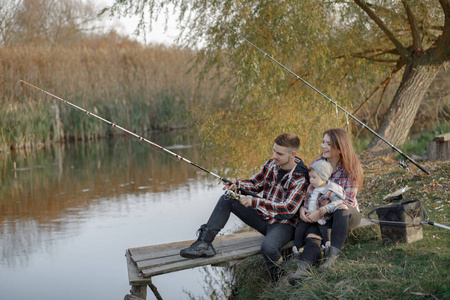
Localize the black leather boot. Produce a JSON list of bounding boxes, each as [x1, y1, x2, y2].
[[180, 224, 216, 258], [318, 246, 340, 271], [287, 260, 312, 286], [268, 264, 286, 283]]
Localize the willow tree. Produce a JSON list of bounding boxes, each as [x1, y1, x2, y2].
[[106, 0, 449, 169], [348, 0, 450, 154]]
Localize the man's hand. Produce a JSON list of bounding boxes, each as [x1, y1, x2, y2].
[[223, 178, 238, 192], [239, 195, 253, 207]]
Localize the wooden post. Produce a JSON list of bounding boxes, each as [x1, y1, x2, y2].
[[428, 133, 450, 161], [129, 285, 147, 299], [148, 278, 163, 300]]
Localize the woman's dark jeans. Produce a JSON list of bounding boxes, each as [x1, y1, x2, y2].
[[298, 205, 361, 265]]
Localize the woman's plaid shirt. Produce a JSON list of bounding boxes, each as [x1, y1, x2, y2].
[[237, 158, 309, 227]]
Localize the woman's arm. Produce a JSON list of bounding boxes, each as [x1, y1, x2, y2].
[[330, 170, 359, 208]]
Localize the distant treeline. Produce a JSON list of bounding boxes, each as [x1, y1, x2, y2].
[[0, 34, 232, 152]]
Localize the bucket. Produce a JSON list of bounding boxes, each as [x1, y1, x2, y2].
[[369, 199, 424, 245]]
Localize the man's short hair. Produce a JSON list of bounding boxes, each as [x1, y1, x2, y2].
[[274, 133, 300, 151]]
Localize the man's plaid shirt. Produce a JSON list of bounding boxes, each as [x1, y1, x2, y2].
[[237, 158, 309, 227]]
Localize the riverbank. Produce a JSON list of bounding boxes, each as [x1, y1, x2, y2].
[[231, 156, 449, 299], [0, 42, 232, 153]]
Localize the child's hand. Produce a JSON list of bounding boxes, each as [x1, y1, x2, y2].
[[305, 209, 321, 223]]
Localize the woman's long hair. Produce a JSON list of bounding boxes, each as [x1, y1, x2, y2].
[[324, 128, 364, 190]]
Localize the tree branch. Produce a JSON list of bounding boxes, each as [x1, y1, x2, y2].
[[334, 48, 396, 59], [373, 78, 390, 130], [402, 0, 422, 53], [436, 0, 450, 60], [352, 67, 402, 115], [353, 56, 398, 63], [353, 0, 410, 58]]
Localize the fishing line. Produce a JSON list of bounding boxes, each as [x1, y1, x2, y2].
[[218, 22, 430, 175], [19, 80, 259, 199]]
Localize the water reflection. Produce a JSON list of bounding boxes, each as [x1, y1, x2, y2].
[[0, 133, 242, 300]]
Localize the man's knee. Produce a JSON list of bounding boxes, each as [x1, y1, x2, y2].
[[216, 194, 235, 210], [260, 239, 281, 263], [261, 239, 276, 254]]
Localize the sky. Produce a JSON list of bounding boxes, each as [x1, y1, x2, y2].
[[97, 0, 180, 45]]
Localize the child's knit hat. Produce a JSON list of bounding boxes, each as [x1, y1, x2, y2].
[[309, 160, 333, 181]]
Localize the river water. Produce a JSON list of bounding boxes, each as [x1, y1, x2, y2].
[[0, 132, 243, 299]]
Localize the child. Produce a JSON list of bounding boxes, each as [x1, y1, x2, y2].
[[293, 159, 345, 254]]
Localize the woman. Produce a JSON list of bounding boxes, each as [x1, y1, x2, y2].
[[288, 128, 363, 285]]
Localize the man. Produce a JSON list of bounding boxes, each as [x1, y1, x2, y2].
[[180, 132, 309, 282]]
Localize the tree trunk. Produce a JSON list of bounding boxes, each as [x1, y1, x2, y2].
[[366, 52, 441, 155]]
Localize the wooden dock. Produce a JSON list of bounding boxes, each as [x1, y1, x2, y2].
[[125, 231, 274, 299], [124, 219, 373, 300]]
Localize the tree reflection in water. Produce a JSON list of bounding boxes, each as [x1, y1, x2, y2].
[[0, 132, 243, 299]]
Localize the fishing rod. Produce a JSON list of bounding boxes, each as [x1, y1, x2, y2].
[[219, 24, 430, 175], [367, 187, 450, 231], [367, 199, 450, 231], [19, 80, 258, 199]]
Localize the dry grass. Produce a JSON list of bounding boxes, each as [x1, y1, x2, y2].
[[0, 38, 232, 152], [230, 157, 449, 300]]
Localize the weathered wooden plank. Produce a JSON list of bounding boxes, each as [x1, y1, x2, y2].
[[126, 250, 146, 286], [126, 219, 374, 285], [129, 231, 262, 258], [141, 247, 264, 277], [136, 238, 264, 270], [131, 235, 264, 263], [433, 132, 450, 142]]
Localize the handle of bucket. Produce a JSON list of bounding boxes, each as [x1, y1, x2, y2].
[[366, 208, 380, 224], [366, 199, 429, 226]]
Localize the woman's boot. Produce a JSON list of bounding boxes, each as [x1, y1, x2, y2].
[[318, 246, 340, 271]]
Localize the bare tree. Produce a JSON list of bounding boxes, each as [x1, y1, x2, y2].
[[2, 0, 104, 46], [0, 0, 22, 45]]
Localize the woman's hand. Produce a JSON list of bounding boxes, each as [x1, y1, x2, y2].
[[299, 206, 313, 223], [305, 209, 322, 223]]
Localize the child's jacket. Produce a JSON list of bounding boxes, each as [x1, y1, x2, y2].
[[303, 181, 345, 224]]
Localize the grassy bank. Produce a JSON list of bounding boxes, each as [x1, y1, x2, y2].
[[230, 157, 449, 299], [0, 38, 231, 152]]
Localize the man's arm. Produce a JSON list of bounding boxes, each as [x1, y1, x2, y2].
[[332, 173, 359, 207], [237, 160, 271, 194], [252, 175, 308, 220]]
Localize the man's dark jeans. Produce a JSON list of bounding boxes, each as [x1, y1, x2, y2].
[[206, 195, 294, 270]]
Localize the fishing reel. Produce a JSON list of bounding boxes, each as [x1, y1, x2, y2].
[[224, 189, 241, 201], [221, 178, 259, 201], [398, 159, 410, 171]]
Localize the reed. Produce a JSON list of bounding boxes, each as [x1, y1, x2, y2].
[[0, 39, 231, 152]]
